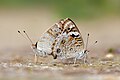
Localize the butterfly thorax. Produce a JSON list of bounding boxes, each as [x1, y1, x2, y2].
[[75, 49, 88, 59], [32, 42, 50, 57]]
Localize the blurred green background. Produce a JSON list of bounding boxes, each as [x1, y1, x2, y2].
[[0, 0, 120, 20]]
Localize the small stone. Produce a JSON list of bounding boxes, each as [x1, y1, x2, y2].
[[105, 53, 114, 59]]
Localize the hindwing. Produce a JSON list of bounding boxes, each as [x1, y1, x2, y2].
[[52, 18, 84, 59]]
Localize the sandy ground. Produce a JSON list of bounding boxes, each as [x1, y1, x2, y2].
[[0, 8, 120, 80], [1, 53, 120, 80]]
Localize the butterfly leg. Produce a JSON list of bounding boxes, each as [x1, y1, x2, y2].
[[74, 53, 81, 64], [74, 57, 77, 64], [83, 54, 88, 64], [34, 54, 38, 63]]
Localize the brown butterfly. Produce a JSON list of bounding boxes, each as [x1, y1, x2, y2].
[[18, 18, 97, 64]]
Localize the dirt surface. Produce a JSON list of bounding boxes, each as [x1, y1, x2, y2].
[[0, 52, 120, 80]]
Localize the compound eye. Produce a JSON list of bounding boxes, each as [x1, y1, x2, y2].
[[56, 48, 61, 53], [84, 50, 87, 53], [34, 42, 38, 48]]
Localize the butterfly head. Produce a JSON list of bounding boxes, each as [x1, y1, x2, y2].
[[83, 49, 87, 53], [83, 49, 89, 54], [32, 42, 37, 50]]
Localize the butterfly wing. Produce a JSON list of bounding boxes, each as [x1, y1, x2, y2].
[[52, 18, 84, 59], [36, 19, 64, 57]]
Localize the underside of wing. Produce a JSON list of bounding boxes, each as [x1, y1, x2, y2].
[[52, 18, 84, 59], [36, 19, 64, 56]]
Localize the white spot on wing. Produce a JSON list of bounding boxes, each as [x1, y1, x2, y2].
[[68, 32, 79, 36], [70, 25, 74, 28]]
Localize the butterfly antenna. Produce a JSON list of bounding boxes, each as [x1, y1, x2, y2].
[[23, 30, 33, 44], [87, 40, 98, 51], [18, 30, 30, 42], [85, 33, 89, 50], [92, 40, 97, 47]]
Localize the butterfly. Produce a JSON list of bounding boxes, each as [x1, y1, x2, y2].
[[18, 18, 96, 64]]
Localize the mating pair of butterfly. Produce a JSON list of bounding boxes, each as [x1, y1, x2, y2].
[[18, 18, 97, 64]]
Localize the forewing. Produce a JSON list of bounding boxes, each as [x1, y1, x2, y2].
[[36, 19, 64, 56], [63, 18, 84, 49], [52, 18, 84, 59]]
